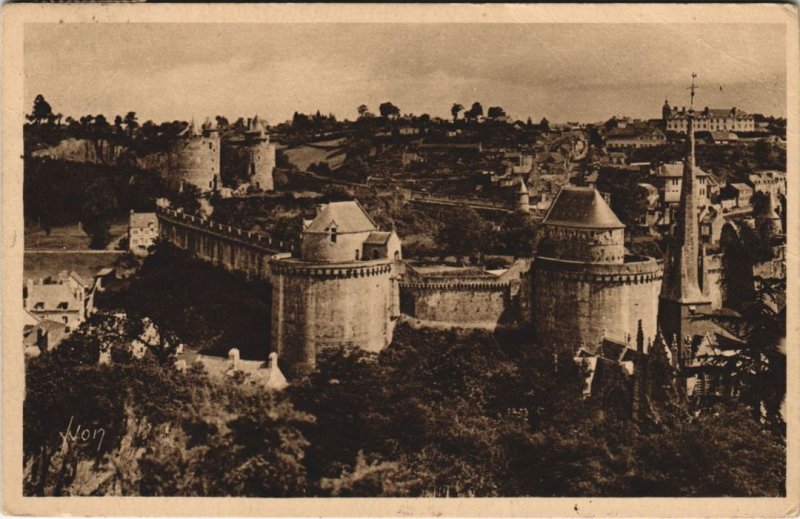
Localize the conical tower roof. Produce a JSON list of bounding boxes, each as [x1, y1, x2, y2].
[[517, 178, 529, 194], [543, 186, 624, 229]]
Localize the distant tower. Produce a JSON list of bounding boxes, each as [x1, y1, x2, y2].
[[170, 117, 221, 193], [516, 179, 530, 214], [659, 74, 712, 362], [220, 115, 275, 191], [662, 99, 672, 129]]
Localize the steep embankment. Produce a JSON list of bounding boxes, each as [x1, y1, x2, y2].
[[31, 138, 170, 171]]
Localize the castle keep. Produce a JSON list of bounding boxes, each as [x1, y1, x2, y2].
[[167, 119, 221, 192], [269, 201, 402, 377], [220, 116, 276, 191], [532, 187, 663, 352]]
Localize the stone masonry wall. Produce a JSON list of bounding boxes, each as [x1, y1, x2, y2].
[[270, 259, 398, 377], [533, 256, 662, 353]]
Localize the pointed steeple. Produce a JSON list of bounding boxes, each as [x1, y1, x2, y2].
[[660, 78, 711, 305]]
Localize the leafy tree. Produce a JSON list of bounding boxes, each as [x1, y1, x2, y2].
[[435, 206, 492, 263], [487, 106, 506, 120], [378, 102, 400, 119], [451, 103, 464, 122], [28, 94, 53, 125], [540, 117, 550, 132], [81, 177, 119, 249], [465, 102, 484, 121], [123, 111, 139, 137], [357, 105, 369, 118]]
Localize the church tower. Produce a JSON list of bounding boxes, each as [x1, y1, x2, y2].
[[658, 75, 712, 361], [662, 99, 671, 129]]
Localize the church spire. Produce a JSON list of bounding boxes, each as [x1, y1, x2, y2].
[[660, 74, 709, 305], [658, 75, 713, 365]]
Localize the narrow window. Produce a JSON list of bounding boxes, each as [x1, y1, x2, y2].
[[355, 249, 360, 260], [330, 228, 337, 243]]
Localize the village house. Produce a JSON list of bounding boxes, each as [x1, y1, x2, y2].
[[604, 125, 666, 149], [748, 170, 786, 198], [651, 162, 718, 206], [24, 270, 95, 332], [128, 211, 159, 256], [722, 182, 754, 208]]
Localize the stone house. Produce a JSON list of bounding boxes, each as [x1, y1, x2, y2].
[[128, 211, 159, 256]]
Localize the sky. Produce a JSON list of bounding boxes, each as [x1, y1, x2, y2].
[[24, 23, 787, 125]]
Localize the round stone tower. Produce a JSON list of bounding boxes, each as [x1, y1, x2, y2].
[[170, 118, 220, 192], [533, 186, 662, 353], [270, 200, 402, 377]]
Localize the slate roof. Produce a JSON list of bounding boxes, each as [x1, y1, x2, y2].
[[653, 162, 708, 178], [543, 186, 624, 229], [363, 231, 393, 245], [304, 200, 377, 234]]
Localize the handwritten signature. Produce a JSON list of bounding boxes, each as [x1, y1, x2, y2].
[[59, 416, 106, 452]]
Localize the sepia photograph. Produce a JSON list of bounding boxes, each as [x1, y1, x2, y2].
[[2, 3, 798, 516]]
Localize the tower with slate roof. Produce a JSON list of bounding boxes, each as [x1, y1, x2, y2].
[[270, 200, 402, 377], [532, 186, 663, 354]]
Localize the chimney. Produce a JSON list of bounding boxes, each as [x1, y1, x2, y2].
[[228, 348, 240, 369]]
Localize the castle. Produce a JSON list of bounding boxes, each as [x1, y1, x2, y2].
[[269, 201, 402, 376], [165, 117, 276, 193]]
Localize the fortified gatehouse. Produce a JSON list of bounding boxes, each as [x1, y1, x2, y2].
[[269, 201, 402, 377]]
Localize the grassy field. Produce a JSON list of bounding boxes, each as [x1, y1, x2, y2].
[[24, 251, 122, 282], [282, 138, 347, 171], [24, 219, 128, 251]]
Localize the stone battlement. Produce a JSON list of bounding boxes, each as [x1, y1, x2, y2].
[[270, 258, 394, 279], [535, 255, 663, 283], [156, 206, 293, 253]]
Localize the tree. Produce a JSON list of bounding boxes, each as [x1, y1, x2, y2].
[[465, 102, 484, 122], [540, 117, 550, 132], [123, 111, 139, 137], [81, 177, 119, 249], [378, 102, 400, 119], [28, 95, 53, 125], [487, 106, 506, 120], [114, 115, 124, 133], [215, 115, 229, 130], [451, 103, 464, 122], [435, 206, 492, 263], [357, 105, 369, 118]]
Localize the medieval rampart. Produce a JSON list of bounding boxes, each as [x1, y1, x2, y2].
[[270, 257, 400, 377], [156, 207, 292, 280], [399, 260, 531, 328], [533, 255, 663, 352]]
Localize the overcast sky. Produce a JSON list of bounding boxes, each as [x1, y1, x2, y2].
[[24, 23, 786, 125]]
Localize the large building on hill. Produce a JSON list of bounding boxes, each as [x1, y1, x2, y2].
[[532, 186, 663, 353], [663, 101, 755, 133], [269, 201, 402, 377]]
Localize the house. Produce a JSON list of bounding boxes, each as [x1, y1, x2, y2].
[[605, 125, 666, 149], [129, 211, 159, 256], [708, 131, 739, 144], [23, 270, 95, 333], [724, 183, 754, 208], [651, 162, 717, 206]]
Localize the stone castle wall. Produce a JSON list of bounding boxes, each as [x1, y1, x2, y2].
[[399, 260, 531, 328], [533, 256, 662, 352], [156, 207, 292, 280], [270, 258, 400, 377]]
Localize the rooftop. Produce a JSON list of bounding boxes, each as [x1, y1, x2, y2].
[[304, 200, 378, 234], [130, 212, 158, 229], [543, 186, 624, 230]]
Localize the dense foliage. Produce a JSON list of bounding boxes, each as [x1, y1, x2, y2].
[[25, 317, 785, 497]]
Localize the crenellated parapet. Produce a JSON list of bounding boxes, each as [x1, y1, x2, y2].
[[156, 206, 293, 253], [270, 258, 394, 279], [535, 256, 663, 285]]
